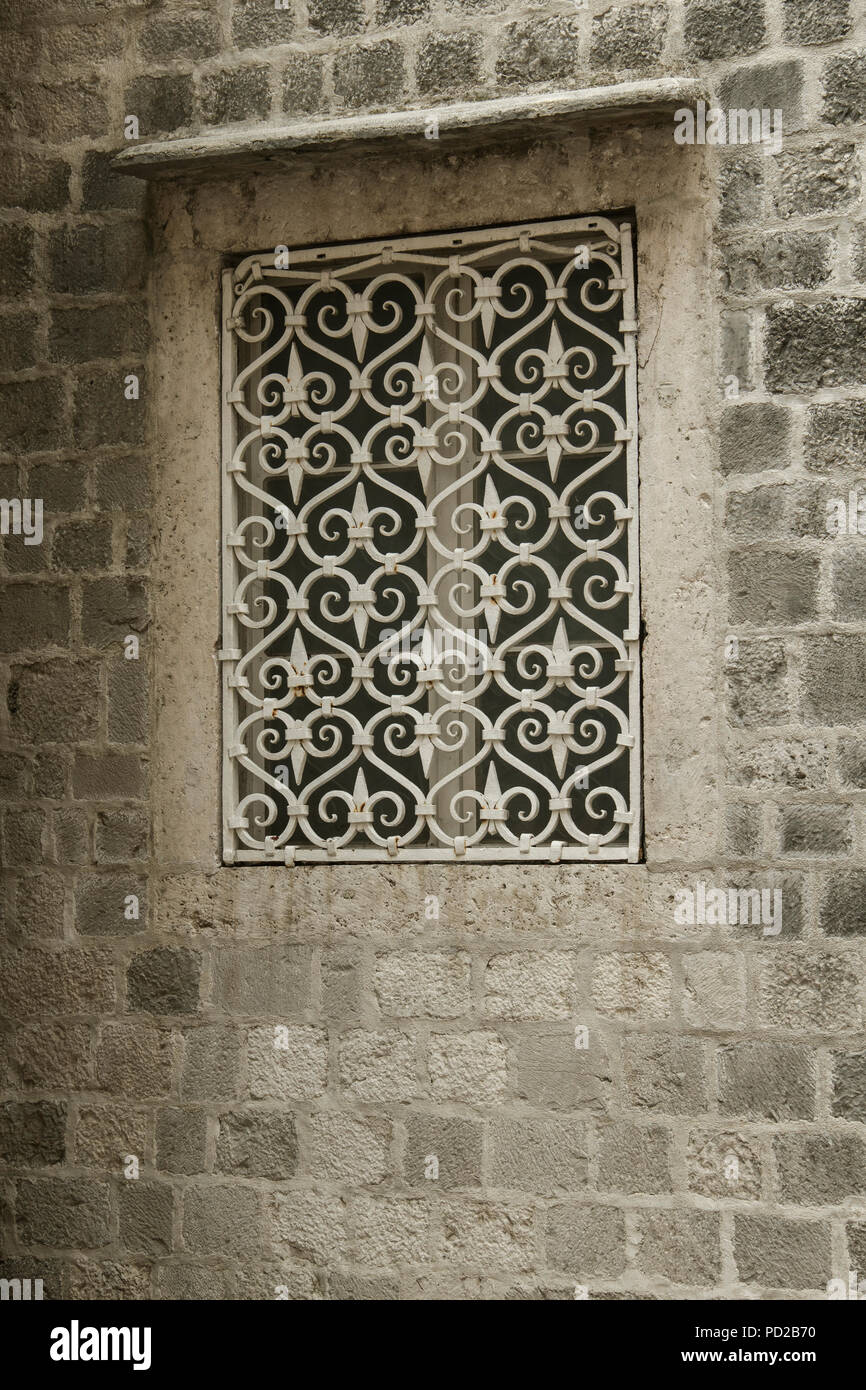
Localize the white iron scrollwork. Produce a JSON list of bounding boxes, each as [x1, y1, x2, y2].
[[221, 217, 641, 863]]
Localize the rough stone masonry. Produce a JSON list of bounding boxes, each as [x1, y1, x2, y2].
[[0, 0, 865, 1302]]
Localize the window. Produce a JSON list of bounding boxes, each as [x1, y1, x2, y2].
[[220, 215, 640, 864]]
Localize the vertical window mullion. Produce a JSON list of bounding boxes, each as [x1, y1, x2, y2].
[[425, 268, 479, 842]]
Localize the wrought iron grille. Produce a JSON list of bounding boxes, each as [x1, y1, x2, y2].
[[221, 216, 641, 864]]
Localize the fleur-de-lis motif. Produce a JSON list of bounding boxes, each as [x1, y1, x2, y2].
[[478, 761, 507, 826], [283, 437, 307, 504], [347, 481, 374, 545], [346, 292, 373, 359], [546, 710, 574, 778], [283, 714, 313, 783], [283, 342, 307, 414], [348, 767, 372, 821], [479, 475, 505, 532], [475, 278, 502, 347], [542, 414, 569, 482], [413, 425, 439, 494], [542, 322, 569, 384], [286, 627, 314, 701], [413, 712, 438, 776], [546, 618, 574, 683], [416, 337, 437, 401]]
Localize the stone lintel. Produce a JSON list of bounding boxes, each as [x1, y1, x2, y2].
[[114, 78, 707, 179]]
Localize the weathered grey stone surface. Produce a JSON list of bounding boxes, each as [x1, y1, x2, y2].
[[1, 0, 865, 1304]]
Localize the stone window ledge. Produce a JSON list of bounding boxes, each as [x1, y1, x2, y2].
[[114, 78, 706, 179]]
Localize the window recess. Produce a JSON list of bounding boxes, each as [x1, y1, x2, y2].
[[221, 215, 641, 864]]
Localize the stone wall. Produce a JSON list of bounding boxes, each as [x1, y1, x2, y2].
[[1, 0, 865, 1301]]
